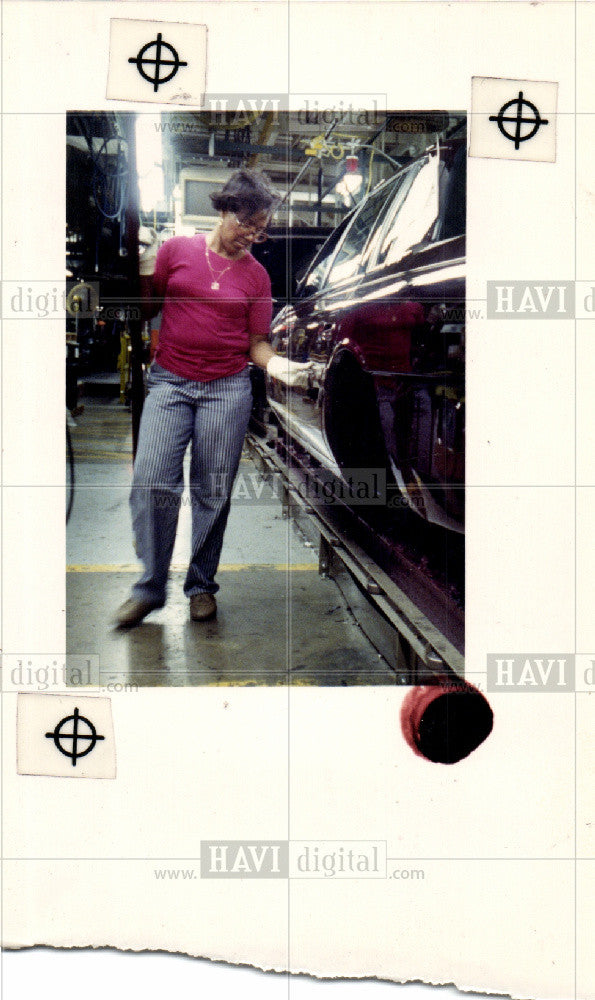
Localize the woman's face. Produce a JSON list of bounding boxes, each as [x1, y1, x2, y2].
[[219, 208, 270, 255]]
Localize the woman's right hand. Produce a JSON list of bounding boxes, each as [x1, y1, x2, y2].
[[266, 354, 316, 389]]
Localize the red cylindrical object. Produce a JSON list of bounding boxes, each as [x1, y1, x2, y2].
[[400, 680, 493, 764]]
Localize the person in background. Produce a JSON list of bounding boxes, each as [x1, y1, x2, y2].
[[116, 169, 311, 627]]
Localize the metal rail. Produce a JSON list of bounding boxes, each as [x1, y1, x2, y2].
[[245, 431, 464, 684]]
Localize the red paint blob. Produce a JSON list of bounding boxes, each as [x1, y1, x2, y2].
[[400, 681, 493, 764]]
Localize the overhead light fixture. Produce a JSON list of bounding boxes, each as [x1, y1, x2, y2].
[[335, 154, 363, 205], [343, 154, 363, 193]]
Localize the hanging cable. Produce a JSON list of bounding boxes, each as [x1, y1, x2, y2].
[[92, 136, 128, 220], [76, 118, 128, 220], [75, 117, 129, 270]]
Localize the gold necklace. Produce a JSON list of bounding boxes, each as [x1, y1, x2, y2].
[[205, 241, 235, 291]]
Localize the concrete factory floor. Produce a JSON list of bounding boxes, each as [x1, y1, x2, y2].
[[66, 397, 395, 687]]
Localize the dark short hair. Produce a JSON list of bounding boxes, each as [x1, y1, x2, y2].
[[210, 169, 279, 218]]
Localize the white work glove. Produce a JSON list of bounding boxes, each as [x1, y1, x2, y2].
[[266, 354, 315, 389], [138, 226, 159, 276]]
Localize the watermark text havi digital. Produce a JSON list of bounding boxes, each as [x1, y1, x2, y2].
[[200, 841, 387, 878]]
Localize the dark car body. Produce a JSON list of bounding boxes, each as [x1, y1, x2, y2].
[[266, 133, 466, 533]]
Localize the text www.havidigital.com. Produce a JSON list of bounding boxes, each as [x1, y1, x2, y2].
[[152, 841, 426, 880]]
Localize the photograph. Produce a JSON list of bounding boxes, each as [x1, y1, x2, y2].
[[66, 106, 471, 730]]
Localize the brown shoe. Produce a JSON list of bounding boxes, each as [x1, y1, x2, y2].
[[115, 597, 160, 629], [189, 593, 217, 621]]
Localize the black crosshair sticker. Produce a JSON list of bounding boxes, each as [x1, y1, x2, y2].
[[489, 91, 549, 150], [45, 707, 105, 767], [128, 33, 188, 93]]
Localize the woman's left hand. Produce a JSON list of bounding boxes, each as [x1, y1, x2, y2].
[[138, 227, 159, 277]]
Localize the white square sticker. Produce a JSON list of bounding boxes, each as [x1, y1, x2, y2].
[[470, 76, 558, 162], [17, 694, 116, 779], [107, 19, 207, 106]]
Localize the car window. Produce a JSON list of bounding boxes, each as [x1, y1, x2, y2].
[[324, 177, 401, 287], [375, 155, 441, 268], [361, 164, 421, 271], [433, 143, 466, 241], [298, 218, 352, 296]]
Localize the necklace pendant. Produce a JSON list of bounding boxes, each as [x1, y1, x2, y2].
[[211, 281, 220, 290]]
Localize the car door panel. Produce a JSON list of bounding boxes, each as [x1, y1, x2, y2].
[[266, 136, 466, 532]]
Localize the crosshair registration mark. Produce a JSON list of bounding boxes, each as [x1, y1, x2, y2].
[[45, 707, 105, 767], [489, 91, 549, 150], [128, 33, 188, 93]]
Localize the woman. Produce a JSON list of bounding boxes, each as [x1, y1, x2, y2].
[[116, 169, 311, 627]]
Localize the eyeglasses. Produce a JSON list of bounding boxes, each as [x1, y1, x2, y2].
[[232, 214, 269, 243]]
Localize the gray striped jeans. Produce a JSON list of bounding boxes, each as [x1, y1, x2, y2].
[[130, 362, 253, 605]]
